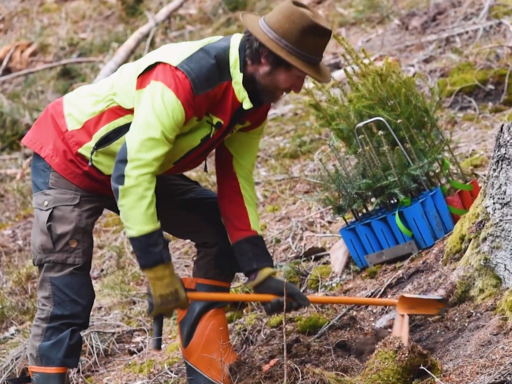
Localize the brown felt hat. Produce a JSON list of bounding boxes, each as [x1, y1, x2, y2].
[[240, 0, 332, 83]]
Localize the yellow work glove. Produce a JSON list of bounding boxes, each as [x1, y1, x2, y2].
[[247, 267, 310, 315], [144, 262, 189, 317]]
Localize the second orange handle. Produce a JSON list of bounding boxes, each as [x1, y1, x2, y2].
[[186, 292, 397, 307]]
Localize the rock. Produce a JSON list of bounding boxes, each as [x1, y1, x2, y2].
[[375, 311, 396, 329], [329, 238, 350, 275]]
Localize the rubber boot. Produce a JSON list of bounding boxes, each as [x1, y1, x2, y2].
[[177, 278, 238, 384], [28, 367, 69, 384]]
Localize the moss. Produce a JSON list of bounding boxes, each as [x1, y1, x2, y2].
[[363, 265, 382, 279], [468, 266, 502, 304], [489, 105, 510, 114], [226, 311, 244, 324], [117, 0, 144, 17], [354, 338, 441, 384], [437, 62, 510, 99], [295, 314, 328, 335], [496, 289, 512, 319], [460, 155, 488, 173], [461, 113, 479, 122], [282, 261, 302, 285], [230, 285, 252, 295], [165, 355, 182, 366], [444, 192, 485, 262], [245, 313, 259, 326], [490, 0, 512, 18], [265, 204, 281, 213], [222, 0, 248, 12], [307, 265, 332, 291], [451, 276, 472, 305], [451, 224, 503, 305], [166, 342, 180, 354], [54, 66, 88, 95], [267, 314, 284, 328], [40, 2, 61, 13], [123, 359, 155, 375]]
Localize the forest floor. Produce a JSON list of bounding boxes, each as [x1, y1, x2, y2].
[[1, 0, 512, 383]]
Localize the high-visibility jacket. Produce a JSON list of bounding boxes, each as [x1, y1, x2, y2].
[[22, 33, 274, 273]]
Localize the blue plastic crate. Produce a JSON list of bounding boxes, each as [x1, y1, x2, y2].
[[370, 215, 398, 249], [429, 187, 455, 233], [339, 187, 455, 269], [419, 192, 445, 240], [339, 224, 368, 269]]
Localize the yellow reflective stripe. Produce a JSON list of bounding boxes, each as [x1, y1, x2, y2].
[[77, 114, 134, 175], [222, 121, 266, 234], [63, 77, 120, 131], [117, 81, 186, 238], [230, 33, 253, 110]]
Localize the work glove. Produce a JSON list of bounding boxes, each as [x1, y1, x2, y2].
[[143, 262, 189, 317], [247, 267, 310, 315]]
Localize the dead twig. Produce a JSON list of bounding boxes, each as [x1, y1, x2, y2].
[[501, 65, 512, 104], [463, 95, 480, 121], [420, 365, 446, 383], [0, 44, 17, 76], [0, 58, 103, 83], [143, 11, 158, 56], [94, 0, 188, 83], [478, 0, 494, 22], [283, 279, 287, 384]]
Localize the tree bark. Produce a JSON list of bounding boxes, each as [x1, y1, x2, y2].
[[479, 122, 512, 287]]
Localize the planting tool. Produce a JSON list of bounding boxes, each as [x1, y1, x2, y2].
[[152, 292, 447, 349]]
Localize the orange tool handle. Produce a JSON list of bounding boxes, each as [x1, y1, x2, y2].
[[187, 292, 398, 307]]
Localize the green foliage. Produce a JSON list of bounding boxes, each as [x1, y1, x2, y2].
[[281, 261, 302, 286], [0, 98, 33, 152], [295, 314, 328, 334], [354, 340, 441, 384], [496, 289, 512, 319], [437, 62, 512, 103], [363, 265, 382, 279], [54, 66, 87, 95], [0, 263, 38, 327], [307, 265, 332, 291], [267, 314, 284, 328], [227, 310, 244, 323], [490, 0, 512, 18], [222, 0, 248, 12], [309, 35, 460, 218], [117, 0, 144, 18]]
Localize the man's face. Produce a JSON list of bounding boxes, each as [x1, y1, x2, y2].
[[252, 55, 307, 104]]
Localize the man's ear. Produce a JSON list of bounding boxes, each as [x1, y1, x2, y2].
[[260, 49, 271, 66]]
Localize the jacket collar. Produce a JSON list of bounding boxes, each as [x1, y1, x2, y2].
[[230, 33, 265, 110]]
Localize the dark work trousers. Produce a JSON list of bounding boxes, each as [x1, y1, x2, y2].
[[28, 153, 240, 368]]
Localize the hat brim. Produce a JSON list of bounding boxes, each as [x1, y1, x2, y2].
[[240, 11, 332, 83]]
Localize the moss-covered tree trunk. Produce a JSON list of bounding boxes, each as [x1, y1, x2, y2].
[[481, 122, 512, 286], [445, 123, 512, 304]]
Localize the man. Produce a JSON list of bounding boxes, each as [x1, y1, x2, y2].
[[15, 1, 332, 383]]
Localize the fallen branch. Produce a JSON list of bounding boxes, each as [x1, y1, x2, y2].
[[93, 0, 188, 83], [0, 58, 103, 83]]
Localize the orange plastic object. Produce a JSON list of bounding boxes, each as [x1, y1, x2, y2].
[[186, 292, 447, 316]]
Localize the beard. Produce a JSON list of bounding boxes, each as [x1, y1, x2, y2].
[[243, 71, 283, 105]]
